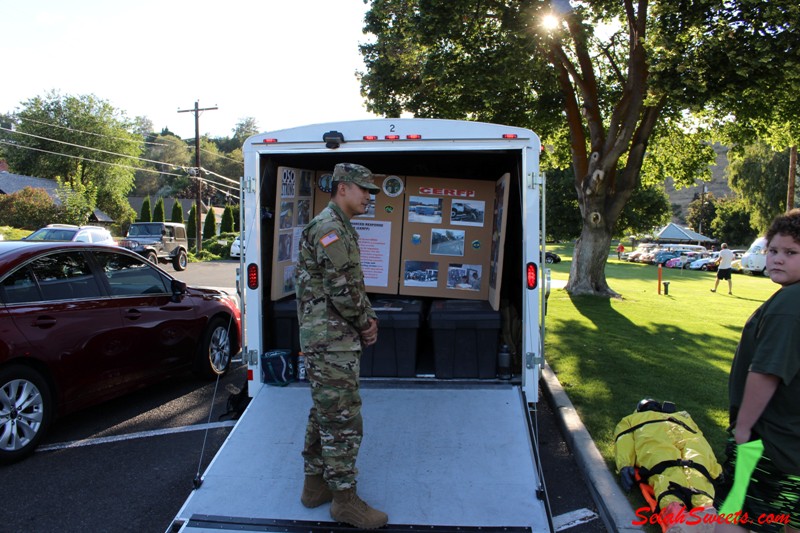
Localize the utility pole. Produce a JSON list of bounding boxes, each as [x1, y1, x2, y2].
[[178, 100, 218, 252]]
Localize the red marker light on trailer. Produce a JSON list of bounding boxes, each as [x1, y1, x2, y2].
[[247, 263, 259, 290], [502, 133, 518, 139], [263, 138, 278, 144], [526, 262, 538, 289], [385, 134, 400, 140], [363, 135, 378, 141], [406, 134, 422, 140]]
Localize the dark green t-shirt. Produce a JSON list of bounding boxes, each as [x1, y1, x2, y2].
[[728, 281, 800, 474]]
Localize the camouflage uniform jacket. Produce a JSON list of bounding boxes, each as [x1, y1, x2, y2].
[[296, 201, 376, 352]]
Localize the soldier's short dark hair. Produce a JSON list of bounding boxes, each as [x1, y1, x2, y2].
[[767, 208, 800, 246]]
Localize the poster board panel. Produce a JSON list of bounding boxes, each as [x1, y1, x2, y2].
[[399, 176, 495, 300], [488, 173, 510, 311], [271, 166, 315, 300], [312, 171, 406, 295]]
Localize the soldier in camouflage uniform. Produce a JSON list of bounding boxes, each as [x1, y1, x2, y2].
[[295, 163, 388, 529]]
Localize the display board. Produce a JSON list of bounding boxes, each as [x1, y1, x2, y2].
[[271, 166, 314, 300], [398, 176, 496, 301], [488, 173, 511, 311], [275, 169, 509, 304], [312, 171, 406, 296]]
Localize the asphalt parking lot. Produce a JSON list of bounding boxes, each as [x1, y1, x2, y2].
[[1, 260, 609, 533]]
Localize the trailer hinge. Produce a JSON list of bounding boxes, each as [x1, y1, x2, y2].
[[245, 349, 259, 365], [525, 352, 544, 369], [244, 176, 256, 193]]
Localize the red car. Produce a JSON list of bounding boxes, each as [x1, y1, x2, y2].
[[0, 241, 240, 463]]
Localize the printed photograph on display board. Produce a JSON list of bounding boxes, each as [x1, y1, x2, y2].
[[408, 196, 443, 223], [430, 228, 465, 256], [450, 200, 485, 227], [297, 199, 310, 226], [283, 265, 295, 294], [279, 202, 293, 230], [403, 260, 439, 287], [278, 233, 293, 262], [299, 170, 313, 196], [447, 264, 482, 291]]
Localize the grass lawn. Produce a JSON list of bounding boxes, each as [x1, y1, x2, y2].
[[543, 244, 777, 468]]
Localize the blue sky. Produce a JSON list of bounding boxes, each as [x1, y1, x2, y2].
[[0, 0, 378, 139]]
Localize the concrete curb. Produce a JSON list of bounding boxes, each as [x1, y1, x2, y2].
[[541, 362, 643, 533]]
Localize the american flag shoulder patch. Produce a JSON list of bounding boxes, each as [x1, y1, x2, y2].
[[320, 231, 340, 247]]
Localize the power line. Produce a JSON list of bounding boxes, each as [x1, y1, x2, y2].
[[0, 139, 185, 177], [0, 139, 239, 196], [16, 117, 170, 147], [0, 126, 184, 170]]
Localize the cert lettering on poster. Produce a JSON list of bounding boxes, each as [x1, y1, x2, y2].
[[353, 220, 391, 288]]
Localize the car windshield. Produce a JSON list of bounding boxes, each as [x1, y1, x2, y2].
[[26, 228, 78, 241], [127, 224, 162, 237]]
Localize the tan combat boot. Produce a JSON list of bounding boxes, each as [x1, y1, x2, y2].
[[330, 488, 388, 529], [300, 474, 332, 508]]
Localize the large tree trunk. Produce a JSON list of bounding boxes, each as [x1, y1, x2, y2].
[[567, 226, 616, 297]]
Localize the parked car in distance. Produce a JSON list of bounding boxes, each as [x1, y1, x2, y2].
[[688, 252, 721, 271], [545, 251, 561, 264], [0, 241, 241, 463], [731, 258, 744, 274], [653, 250, 683, 266], [664, 252, 702, 269], [230, 236, 241, 259], [119, 222, 189, 271], [24, 224, 115, 245]]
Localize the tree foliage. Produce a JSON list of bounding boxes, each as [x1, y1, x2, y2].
[[359, 0, 799, 296], [152, 197, 166, 222], [709, 198, 757, 246], [171, 200, 185, 223], [0, 187, 60, 230], [220, 205, 235, 234], [139, 196, 152, 222], [1, 91, 140, 225], [727, 142, 792, 233], [55, 177, 97, 225], [203, 208, 217, 239]]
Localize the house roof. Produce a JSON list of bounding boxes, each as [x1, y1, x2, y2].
[[0, 171, 113, 223], [655, 222, 713, 243]]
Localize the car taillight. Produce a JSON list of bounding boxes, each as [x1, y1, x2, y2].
[[526, 262, 538, 289], [247, 263, 258, 290]]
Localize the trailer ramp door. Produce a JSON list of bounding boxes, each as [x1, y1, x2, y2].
[[174, 383, 551, 532]]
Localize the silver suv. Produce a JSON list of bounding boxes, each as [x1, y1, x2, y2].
[[24, 224, 115, 245], [120, 222, 189, 271]]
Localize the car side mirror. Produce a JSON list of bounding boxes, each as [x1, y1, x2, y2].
[[171, 279, 187, 302]]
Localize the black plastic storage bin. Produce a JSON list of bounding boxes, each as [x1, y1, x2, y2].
[[428, 300, 501, 379], [271, 298, 301, 356], [361, 299, 422, 377]]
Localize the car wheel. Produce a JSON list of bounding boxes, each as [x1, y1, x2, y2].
[[195, 317, 233, 378], [144, 251, 158, 264], [0, 366, 53, 464], [700, 264, 709, 271], [545, 255, 554, 264], [173, 249, 188, 271]]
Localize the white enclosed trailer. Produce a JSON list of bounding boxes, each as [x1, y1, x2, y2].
[[171, 118, 552, 532]]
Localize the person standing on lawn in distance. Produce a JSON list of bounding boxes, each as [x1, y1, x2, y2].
[[716, 209, 800, 533], [712, 243, 735, 294], [295, 163, 387, 530]]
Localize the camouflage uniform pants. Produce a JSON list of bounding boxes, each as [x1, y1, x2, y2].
[[302, 350, 363, 491]]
